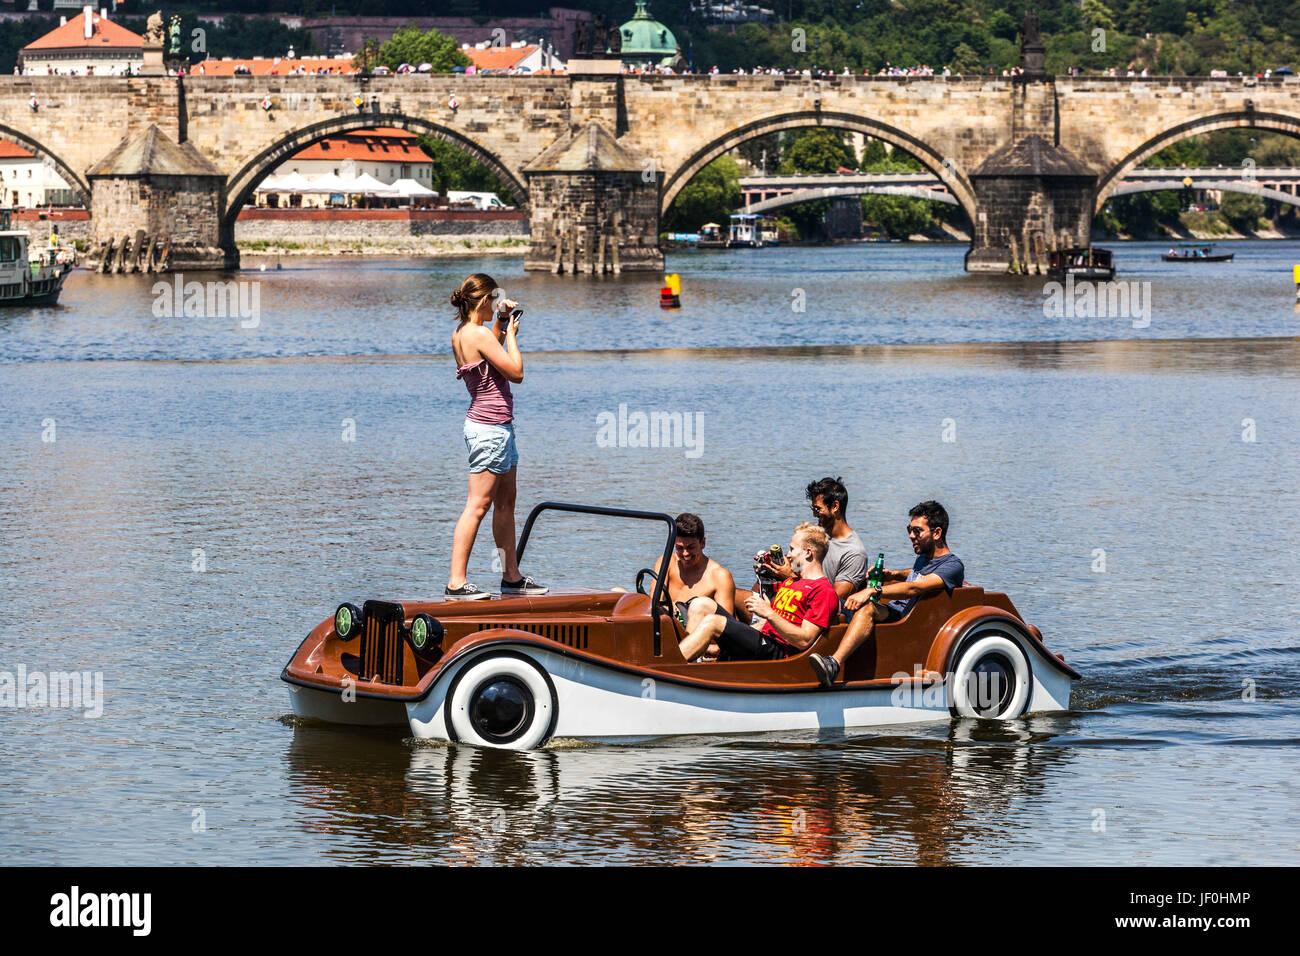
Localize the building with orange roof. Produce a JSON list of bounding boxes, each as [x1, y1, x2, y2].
[[461, 42, 564, 74], [19, 7, 143, 76], [0, 140, 79, 207], [260, 128, 435, 207]]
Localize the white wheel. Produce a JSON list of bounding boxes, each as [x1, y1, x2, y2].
[[444, 652, 557, 750], [948, 630, 1032, 720]]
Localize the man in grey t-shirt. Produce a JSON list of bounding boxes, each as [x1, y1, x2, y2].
[[809, 477, 871, 612], [762, 478, 872, 612]]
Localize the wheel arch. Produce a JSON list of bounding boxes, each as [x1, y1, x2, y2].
[[926, 606, 1080, 680]]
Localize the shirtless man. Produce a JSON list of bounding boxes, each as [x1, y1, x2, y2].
[[653, 513, 737, 638]]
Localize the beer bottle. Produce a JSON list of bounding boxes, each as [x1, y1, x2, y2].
[[867, 553, 885, 598], [868, 553, 885, 586]]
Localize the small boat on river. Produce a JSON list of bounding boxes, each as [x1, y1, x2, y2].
[[283, 502, 1080, 749], [1162, 242, 1234, 262]]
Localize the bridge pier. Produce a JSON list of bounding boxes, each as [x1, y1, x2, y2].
[[964, 135, 1097, 274], [523, 123, 663, 274], [86, 125, 237, 272]]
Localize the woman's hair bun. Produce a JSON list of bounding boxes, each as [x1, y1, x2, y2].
[[450, 289, 464, 306]]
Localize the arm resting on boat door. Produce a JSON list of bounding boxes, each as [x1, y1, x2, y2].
[[844, 572, 948, 611]]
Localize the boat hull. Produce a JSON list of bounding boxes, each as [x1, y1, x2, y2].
[[1048, 267, 1115, 281], [286, 681, 408, 726], [405, 642, 1075, 746], [1162, 253, 1234, 262]]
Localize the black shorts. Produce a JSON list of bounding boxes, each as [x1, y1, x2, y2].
[[715, 617, 794, 661], [677, 596, 742, 626]]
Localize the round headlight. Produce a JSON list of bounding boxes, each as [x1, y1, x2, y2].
[[408, 612, 443, 653], [334, 602, 363, 640]]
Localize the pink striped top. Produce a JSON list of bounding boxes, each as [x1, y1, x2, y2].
[[457, 358, 514, 424]]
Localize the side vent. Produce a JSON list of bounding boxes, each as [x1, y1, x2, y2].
[[477, 621, 589, 649]]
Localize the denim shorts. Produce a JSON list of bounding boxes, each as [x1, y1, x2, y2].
[[463, 419, 518, 474]]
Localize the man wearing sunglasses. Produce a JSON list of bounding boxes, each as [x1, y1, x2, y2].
[[809, 500, 965, 688]]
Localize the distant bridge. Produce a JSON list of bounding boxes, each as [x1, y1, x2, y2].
[[740, 167, 1300, 214]]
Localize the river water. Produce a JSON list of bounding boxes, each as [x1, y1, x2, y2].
[[2, 241, 1297, 865]]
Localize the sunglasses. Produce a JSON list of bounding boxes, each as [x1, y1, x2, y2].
[[906, 525, 929, 537]]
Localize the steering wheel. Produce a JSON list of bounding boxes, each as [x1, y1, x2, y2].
[[635, 567, 660, 596], [636, 566, 676, 616]]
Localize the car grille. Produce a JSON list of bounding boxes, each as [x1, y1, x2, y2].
[[476, 621, 589, 649], [360, 600, 406, 685]]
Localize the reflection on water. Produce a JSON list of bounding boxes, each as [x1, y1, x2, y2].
[[282, 718, 1081, 866], [1, 248, 1298, 865]]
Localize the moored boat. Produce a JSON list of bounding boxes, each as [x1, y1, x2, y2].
[[726, 213, 765, 248], [1048, 246, 1115, 280], [282, 502, 1080, 749], [0, 230, 69, 306]]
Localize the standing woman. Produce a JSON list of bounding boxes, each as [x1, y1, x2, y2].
[[445, 274, 547, 600]]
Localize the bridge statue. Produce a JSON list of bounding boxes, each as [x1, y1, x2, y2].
[[143, 12, 164, 47], [1022, 10, 1041, 47], [167, 16, 183, 58], [1020, 9, 1046, 79]]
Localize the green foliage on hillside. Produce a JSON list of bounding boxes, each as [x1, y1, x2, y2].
[[673, 0, 1296, 75]]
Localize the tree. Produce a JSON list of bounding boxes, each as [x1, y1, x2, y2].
[[1104, 191, 1182, 237], [779, 128, 855, 175], [0, 17, 57, 74], [1219, 192, 1265, 233], [950, 42, 982, 73], [417, 135, 509, 196], [861, 194, 933, 238], [1081, 0, 1117, 32], [859, 137, 888, 167], [368, 24, 469, 72], [662, 155, 742, 233]]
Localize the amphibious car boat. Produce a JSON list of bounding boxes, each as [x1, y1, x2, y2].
[[282, 503, 1080, 749]]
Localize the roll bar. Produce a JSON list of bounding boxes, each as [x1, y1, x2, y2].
[[516, 501, 677, 655]]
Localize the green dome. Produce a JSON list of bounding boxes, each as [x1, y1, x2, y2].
[[617, 0, 677, 63]]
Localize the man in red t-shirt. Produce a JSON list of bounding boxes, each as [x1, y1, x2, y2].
[[679, 522, 839, 661]]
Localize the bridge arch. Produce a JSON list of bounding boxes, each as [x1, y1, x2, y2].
[[222, 111, 527, 230], [660, 110, 976, 225], [1095, 109, 1300, 212], [0, 122, 90, 205]]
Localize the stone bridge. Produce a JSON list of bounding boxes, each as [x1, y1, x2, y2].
[[1, 67, 1297, 272]]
